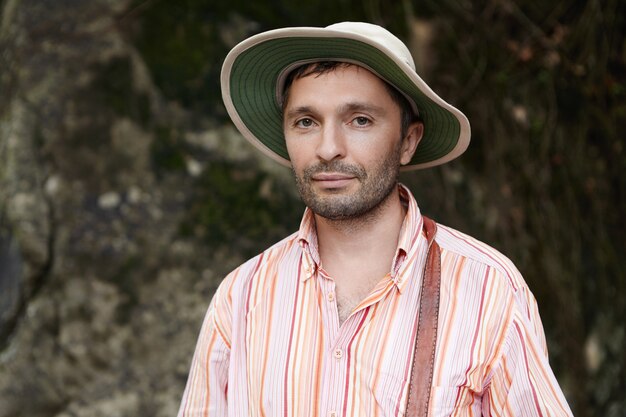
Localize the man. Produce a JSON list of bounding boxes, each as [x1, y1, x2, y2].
[[178, 22, 573, 417]]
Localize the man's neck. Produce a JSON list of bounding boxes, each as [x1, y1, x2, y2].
[[313, 185, 407, 325], [314, 186, 407, 275]]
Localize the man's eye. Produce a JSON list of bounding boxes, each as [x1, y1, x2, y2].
[[296, 118, 314, 128], [353, 117, 370, 126]]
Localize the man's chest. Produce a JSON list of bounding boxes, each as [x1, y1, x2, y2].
[[227, 265, 492, 417], [236, 275, 420, 416]]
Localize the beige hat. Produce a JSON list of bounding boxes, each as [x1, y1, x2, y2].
[[221, 21, 471, 170]]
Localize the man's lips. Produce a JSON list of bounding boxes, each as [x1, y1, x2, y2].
[[312, 173, 355, 181], [310, 173, 356, 188]]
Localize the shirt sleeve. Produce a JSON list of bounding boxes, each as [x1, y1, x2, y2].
[[177, 290, 232, 417], [484, 287, 573, 417]]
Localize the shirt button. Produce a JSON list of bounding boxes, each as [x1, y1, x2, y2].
[[327, 292, 335, 302], [334, 349, 343, 359], [329, 411, 338, 417]]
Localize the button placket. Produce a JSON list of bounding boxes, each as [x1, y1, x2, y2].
[[318, 275, 340, 337], [303, 258, 314, 279]]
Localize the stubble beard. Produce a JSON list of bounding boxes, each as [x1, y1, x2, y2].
[[293, 143, 403, 222]]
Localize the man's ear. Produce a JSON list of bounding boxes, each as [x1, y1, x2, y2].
[[400, 121, 424, 165]]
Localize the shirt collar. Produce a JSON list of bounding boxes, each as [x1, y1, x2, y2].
[[296, 183, 425, 292], [392, 184, 424, 293], [297, 208, 321, 280]]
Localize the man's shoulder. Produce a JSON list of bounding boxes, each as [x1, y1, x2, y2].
[[207, 231, 303, 339], [434, 222, 525, 290], [223, 231, 302, 285]]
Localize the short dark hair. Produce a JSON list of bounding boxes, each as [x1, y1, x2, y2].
[[281, 61, 418, 137]]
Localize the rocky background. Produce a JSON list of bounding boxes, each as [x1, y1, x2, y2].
[[0, 0, 624, 416]]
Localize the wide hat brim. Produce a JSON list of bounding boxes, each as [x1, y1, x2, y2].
[[221, 24, 471, 170]]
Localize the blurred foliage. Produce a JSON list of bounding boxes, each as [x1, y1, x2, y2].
[[92, 57, 151, 126], [181, 161, 304, 257], [150, 126, 188, 174], [119, 0, 625, 415], [180, 159, 304, 258]]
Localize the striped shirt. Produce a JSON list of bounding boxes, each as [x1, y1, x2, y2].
[[178, 184, 573, 417]]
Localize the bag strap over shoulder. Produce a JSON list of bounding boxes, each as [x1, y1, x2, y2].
[[405, 215, 441, 417]]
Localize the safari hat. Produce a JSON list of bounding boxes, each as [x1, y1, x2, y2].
[[220, 21, 470, 170]]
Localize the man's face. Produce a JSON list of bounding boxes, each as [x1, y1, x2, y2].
[[283, 65, 420, 220]]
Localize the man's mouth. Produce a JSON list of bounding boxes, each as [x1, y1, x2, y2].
[[310, 173, 356, 188]]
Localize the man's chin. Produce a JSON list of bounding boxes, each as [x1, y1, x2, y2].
[[304, 182, 400, 222], [306, 196, 372, 221], [305, 198, 351, 218]]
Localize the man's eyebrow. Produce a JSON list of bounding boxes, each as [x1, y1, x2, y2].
[[284, 102, 387, 120], [284, 106, 315, 120], [338, 102, 387, 115]]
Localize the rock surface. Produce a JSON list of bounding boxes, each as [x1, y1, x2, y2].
[[0, 1, 299, 415]]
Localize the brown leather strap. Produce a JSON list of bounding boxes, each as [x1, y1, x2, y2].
[[405, 216, 441, 417]]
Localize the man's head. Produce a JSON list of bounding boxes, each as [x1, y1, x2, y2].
[[221, 21, 471, 170], [281, 62, 423, 220]]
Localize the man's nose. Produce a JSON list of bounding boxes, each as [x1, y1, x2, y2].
[[316, 123, 346, 162]]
